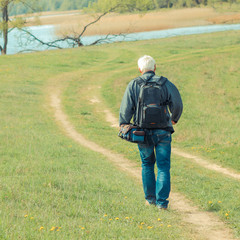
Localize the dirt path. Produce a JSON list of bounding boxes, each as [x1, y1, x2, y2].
[[50, 90, 236, 240], [172, 148, 240, 180], [98, 96, 240, 181]]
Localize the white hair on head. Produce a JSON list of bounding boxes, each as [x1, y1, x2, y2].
[[138, 55, 156, 72]]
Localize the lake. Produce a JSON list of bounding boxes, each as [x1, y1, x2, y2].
[[2, 23, 240, 55]]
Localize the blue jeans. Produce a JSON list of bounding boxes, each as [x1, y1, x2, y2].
[[138, 129, 172, 208]]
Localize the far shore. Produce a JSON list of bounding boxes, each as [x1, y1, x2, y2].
[[22, 8, 240, 36]]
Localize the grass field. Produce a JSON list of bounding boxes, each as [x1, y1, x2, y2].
[[61, 31, 240, 236], [0, 30, 240, 239], [0, 44, 193, 239]]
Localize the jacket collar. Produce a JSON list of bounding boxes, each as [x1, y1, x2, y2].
[[141, 71, 155, 81]]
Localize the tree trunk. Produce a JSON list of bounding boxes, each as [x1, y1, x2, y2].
[[1, 3, 9, 55]]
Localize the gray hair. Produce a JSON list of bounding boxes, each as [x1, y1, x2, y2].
[[138, 55, 156, 72]]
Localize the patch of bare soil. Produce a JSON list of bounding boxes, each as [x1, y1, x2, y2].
[[209, 13, 240, 24], [25, 8, 239, 37], [49, 89, 236, 240], [55, 8, 219, 36]]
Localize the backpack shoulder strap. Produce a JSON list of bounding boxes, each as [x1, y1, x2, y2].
[[134, 77, 147, 126], [135, 75, 168, 86], [153, 76, 168, 86], [135, 77, 147, 87], [135, 74, 157, 86], [156, 76, 169, 105]]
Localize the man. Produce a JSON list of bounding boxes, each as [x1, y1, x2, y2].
[[119, 55, 183, 209]]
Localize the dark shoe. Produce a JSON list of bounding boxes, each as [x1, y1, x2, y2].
[[157, 205, 168, 210], [145, 200, 156, 206]]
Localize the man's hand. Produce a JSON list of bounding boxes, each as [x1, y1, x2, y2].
[[119, 124, 126, 131], [171, 120, 176, 125]]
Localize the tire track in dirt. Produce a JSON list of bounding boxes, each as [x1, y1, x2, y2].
[[99, 97, 240, 181], [50, 90, 236, 240], [172, 148, 240, 180]]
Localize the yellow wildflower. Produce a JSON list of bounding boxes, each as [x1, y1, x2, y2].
[[218, 201, 222, 203], [167, 225, 172, 228], [24, 215, 28, 218], [208, 201, 213, 204], [39, 227, 44, 231], [50, 227, 55, 231], [125, 217, 129, 220], [147, 226, 153, 229], [115, 217, 119, 220], [140, 222, 145, 225], [157, 218, 161, 221], [104, 214, 108, 217]]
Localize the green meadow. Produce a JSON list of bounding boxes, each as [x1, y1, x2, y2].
[[0, 30, 239, 239]]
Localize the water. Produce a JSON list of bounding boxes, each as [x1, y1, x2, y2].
[[4, 25, 58, 54], [2, 23, 240, 55]]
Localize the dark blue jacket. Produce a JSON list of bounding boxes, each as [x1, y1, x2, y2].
[[119, 71, 183, 133]]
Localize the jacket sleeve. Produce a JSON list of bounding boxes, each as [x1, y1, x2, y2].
[[119, 81, 135, 126], [166, 81, 183, 123]]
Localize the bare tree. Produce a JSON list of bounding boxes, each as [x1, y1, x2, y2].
[[17, 6, 123, 52], [1, 3, 138, 54]]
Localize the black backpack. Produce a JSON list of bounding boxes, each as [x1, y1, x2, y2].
[[135, 76, 169, 129]]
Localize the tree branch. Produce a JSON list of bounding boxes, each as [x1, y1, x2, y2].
[[78, 5, 120, 39], [8, 26, 15, 33], [2, 3, 134, 54], [18, 27, 63, 49], [7, 18, 18, 33], [89, 33, 127, 45], [17, 0, 38, 13]]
